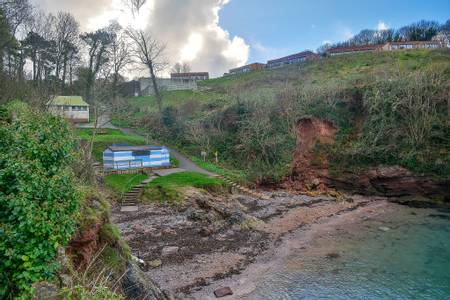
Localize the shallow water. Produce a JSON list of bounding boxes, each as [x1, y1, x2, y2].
[[245, 206, 450, 300]]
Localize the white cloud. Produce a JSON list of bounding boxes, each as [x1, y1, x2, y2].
[[377, 21, 389, 31], [336, 23, 354, 40], [322, 40, 332, 45], [147, 0, 249, 77], [32, 0, 249, 77]]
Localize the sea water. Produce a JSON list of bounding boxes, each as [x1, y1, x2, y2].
[[245, 206, 450, 300]]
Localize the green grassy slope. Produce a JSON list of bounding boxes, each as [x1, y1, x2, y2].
[[76, 129, 148, 161], [114, 49, 450, 182]]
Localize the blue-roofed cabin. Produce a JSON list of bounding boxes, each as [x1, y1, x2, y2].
[[103, 145, 170, 170]]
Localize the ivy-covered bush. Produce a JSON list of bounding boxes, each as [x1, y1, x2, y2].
[[0, 103, 79, 298]]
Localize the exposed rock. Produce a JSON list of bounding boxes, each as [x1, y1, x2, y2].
[[162, 228, 177, 236], [67, 221, 102, 270], [325, 166, 450, 201], [378, 226, 391, 232], [199, 225, 215, 237], [122, 263, 173, 300], [161, 246, 179, 257], [148, 259, 162, 268], [325, 252, 340, 259], [284, 117, 449, 202], [185, 207, 208, 221], [33, 282, 58, 300], [214, 286, 233, 298]]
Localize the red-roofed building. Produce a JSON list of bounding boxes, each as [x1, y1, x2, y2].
[[229, 63, 266, 75], [266, 51, 319, 69], [327, 44, 383, 56], [382, 41, 442, 51]]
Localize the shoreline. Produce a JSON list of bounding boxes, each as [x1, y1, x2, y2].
[[112, 191, 393, 299], [188, 199, 395, 299]]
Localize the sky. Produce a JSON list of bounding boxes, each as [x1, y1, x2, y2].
[[33, 0, 449, 77]]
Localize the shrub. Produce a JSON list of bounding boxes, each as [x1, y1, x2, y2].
[[0, 104, 79, 298]]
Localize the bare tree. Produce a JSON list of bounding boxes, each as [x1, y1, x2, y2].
[[108, 22, 131, 99], [172, 62, 191, 73], [126, 27, 166, 112], [171, 62, 182, 74], [53, 12, 79, 93], [122, 0, 147, 17]]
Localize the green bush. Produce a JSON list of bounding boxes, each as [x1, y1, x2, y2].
[[0, 104, 79, 298]]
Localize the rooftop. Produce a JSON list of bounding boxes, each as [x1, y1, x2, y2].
[[106, 145, 164, 152], [47, 96, 89, 106], [327, 44, 383, 53], [267, 51, 317, 64], [230, 62, 265, 72]]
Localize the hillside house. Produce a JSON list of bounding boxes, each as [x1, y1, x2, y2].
[[229, 63, 266, 75], [103, 145, 170, 170], [47, 96, 89, 123], [267, 51, 319, 69], [382, 41, 442, 51], [327, 44, 383, 56]]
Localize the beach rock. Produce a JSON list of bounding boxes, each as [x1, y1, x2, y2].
[[379, 226, 391, 232], [162, 246, 179, 257], [33, 282, 58, 299], [214, 286, 233, 298], [162, 228, 177, 236], [122, 263, 173, 300], [147, 259, 162, 268], [199, 226, 215, 237], [325, 252, 340, 259]]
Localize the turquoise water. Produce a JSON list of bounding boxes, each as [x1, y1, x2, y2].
[[246, 207, 450, 300]]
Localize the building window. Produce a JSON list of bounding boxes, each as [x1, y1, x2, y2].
[[132, 150, 150, 156]]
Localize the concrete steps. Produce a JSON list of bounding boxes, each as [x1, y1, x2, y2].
[[120, 174, 159, 212], [216, 175, 270, 200]]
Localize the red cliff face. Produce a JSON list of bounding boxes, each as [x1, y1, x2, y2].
[[284, 117, 449, 202], [285, 117, 337, 191], [67, 221, 103, 270]]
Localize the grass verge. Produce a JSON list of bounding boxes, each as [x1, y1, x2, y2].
[[76, 128, 147, 161], [104, 173, 148, 194], [190, 156, 247, 183], [142, 171, 227, 204]]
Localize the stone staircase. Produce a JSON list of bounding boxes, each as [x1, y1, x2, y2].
[[120, 174, 158, 212], [216, 175, 270, 200]]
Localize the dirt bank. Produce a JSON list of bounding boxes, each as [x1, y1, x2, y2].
[[112, 188, 384, 298], [285, 117, 450, 202]]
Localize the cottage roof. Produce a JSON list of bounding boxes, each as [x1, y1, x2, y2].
[[47, 96, 89, 106], [230, 62, 265, 73], [106, 145, 164, 152], [267, 51, 317, 64], [327, 44, 383, 54], [386, 41, 440, 45]]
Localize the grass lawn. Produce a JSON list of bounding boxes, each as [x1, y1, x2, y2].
[[190, 156, 247, 183], [104, 173, 148, 194], [76, 128, 148, 162], [142, 171, 227, 204]]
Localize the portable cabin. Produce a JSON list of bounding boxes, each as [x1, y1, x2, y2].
[[103, 145, 170, 170], [47, 96, 90, 123]]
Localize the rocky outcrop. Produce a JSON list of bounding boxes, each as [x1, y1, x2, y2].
[[67, 221, 103, 270], [286, 117, 337, 191], [323, 165, 450, 204], [122, 263, 173, 300], [286, 117, 449, 202]]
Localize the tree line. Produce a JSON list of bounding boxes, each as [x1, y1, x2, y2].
[[318, 19, 450, 53], [0, 0, 180, 112]]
